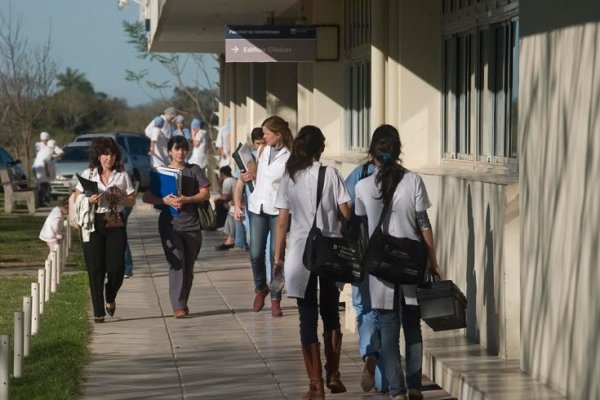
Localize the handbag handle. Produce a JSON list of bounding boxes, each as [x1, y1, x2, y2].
[[373, 167, 406, 233], [310, 166, 327, 229]]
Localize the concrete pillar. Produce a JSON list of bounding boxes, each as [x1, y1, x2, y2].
[[370, 0, 386, 130]]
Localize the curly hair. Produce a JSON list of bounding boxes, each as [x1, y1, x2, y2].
[[369, 124, 405, 209], [286, 125, 325, 182], [89, 137, 122, 173], [262, 116, 294, 150]]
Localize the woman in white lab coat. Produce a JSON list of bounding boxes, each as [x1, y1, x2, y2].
[[274, 125, 351, 399]]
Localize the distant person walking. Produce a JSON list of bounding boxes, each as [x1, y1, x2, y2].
[[274, 125, 351, 398], [172, 115, 191, 141], [215, 118, 232, 168], [32, 131, 54, 206], [243, 116, 292, 317], [188, 118, 210, 174], [74, 137, 137, 323], [146, 116, 171, 167], [142, 136, 210, 318]]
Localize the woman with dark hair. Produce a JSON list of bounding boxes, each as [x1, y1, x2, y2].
[[354, 124, 442, 400], [242, 115, 293, 317], [74, 137, 136, 323], [274, 125, 351, 399], [142, 135, 210, 318]]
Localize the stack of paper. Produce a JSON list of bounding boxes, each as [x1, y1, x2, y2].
[[232, 142, 256, 192], [150, 166, 182, 215]]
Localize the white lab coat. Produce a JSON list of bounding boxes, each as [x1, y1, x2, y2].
[[354, 170, 432, 309], [274, 163, 350, 299]]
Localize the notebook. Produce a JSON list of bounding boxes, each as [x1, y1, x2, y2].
[[150, 167, 182, 216], [76, 173, 99, 196]]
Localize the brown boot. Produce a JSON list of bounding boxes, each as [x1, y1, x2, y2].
[[323, 329, 347, 393], [271, 299, 283, 317], [301, 343, 325, 399], [252, 287, 269, 312]]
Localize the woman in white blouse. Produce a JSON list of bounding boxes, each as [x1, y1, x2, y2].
[[243, 116, 293, 317], [354, 125, 442, 400], [274, 126, 351, 399], [74, 137, 136, 323]]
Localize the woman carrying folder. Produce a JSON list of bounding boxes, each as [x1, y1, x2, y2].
[[143, 135, 211, 318], [74, 137, 136, 323]]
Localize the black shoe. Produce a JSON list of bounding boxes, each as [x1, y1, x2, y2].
[[94, 317, 105, 323], [105, 303, 116, 317], [215, 243, 234, 251]]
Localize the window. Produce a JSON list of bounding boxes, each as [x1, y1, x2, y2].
[[347, 60, 371, 151], [442, 4, 519, 165], [345, 0, 371, 151]]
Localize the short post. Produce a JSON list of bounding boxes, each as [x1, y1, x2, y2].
[[56, 244, 62, 285], [38, 269, 45, 315], [13, 312, 23, 378], [31, 283, 39, 336], [22, 297, 31, 357], [44, 260, 51, 302], [0, 335, 9, 399], [50, 251, 57, 294]]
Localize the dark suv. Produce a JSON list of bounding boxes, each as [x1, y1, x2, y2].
[[74, 132, 151, 189]]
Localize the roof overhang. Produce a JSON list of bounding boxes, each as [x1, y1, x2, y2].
[[148, 0, 300, 53]]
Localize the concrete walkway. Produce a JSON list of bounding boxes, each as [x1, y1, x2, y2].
[[81, 203, 453, 400]]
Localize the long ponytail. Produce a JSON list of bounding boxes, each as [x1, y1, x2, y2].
[[369, 124, 404, 208], [286, 125, 325, 182]]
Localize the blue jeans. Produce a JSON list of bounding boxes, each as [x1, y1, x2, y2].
[[297, 272, 340, 345], [234, 213, 248, 248], [376, 288, 423, 397], [352, 277, 388, 391], [122, 207, 133, 276], [249, 211, 279, 300]]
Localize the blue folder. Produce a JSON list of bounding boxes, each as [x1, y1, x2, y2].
[[150, 168, 181, 216]]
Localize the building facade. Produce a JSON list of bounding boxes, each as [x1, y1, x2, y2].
[[144, 1, 600, 398]]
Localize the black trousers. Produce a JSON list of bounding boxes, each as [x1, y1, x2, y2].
[[296, 272, 341, 346], [82, 214, 127, 318]]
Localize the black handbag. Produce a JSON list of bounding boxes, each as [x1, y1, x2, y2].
[[198, 200, 217, 231], [302, 166, 364, 283], [362, 174, 428, 284]]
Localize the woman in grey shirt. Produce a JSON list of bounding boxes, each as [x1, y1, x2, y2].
[[143, 136, 210, 318]]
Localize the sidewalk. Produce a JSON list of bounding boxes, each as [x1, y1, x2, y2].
[[81, 203, 453, 400]]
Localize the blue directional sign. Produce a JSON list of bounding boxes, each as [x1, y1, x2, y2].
[[225, 25, 316, 63]]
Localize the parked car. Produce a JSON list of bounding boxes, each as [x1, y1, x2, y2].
[[50, 142, 136, 198], [0, 147, 28, 189], [74, 132, 151, 189]]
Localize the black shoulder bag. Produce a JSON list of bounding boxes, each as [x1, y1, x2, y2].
[[362, 174, 428, 284], [302, 166, 364, 283]]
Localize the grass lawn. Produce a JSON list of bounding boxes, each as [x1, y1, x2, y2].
[[0, 201, 90, 400]]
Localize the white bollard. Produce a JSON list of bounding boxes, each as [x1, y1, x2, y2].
[[56, 244, 62, 286], [0, 335, 9, 399], [22, 297, 31, 357], [50, 251, 57, 294], [44, 260, 51, 302], [38, 269, 45, 315], [31, 283, 39, 336], [13, 312, 23, 378]]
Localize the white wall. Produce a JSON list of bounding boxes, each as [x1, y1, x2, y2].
[[519, 1, 600, 397]]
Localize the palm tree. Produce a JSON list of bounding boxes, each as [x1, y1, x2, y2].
[[56, 67, 94, 93]]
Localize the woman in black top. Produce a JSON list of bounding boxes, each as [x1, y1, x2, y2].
[[143, 136, 211, 318]]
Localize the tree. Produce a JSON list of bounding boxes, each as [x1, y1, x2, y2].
[[122, 20, 218, 126], [56, 67, 94, 93], [0, 11, 57, 170]]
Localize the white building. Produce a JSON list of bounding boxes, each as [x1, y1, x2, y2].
[[143, 1, 599, 398]]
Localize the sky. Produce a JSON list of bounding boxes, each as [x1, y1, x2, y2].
[[5, 0, 218, 107]]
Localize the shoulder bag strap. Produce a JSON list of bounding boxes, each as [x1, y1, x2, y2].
[[373, 167, 406, 233], [360, 161, 372, 180], [311, 166, 327, 229]]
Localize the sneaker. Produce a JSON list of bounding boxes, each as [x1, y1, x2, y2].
[[408, 389, 423, 400], [232, 246, 247, 252], [124, 274, 133, 279], [361, 355, 377, 392], [215, 243, 234, 251]]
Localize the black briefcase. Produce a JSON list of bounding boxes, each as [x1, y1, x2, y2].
[[417, 280, 467, 331]]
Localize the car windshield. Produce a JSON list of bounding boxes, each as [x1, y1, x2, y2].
[[60, 146, 90, 162]]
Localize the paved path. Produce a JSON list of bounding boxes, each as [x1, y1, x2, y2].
[[81, 204, 453, 400]]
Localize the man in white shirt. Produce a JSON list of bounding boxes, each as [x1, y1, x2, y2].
[[146, 116, 171, 167], [215, 119, 231, 168], [32, 131, 54, 205]]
